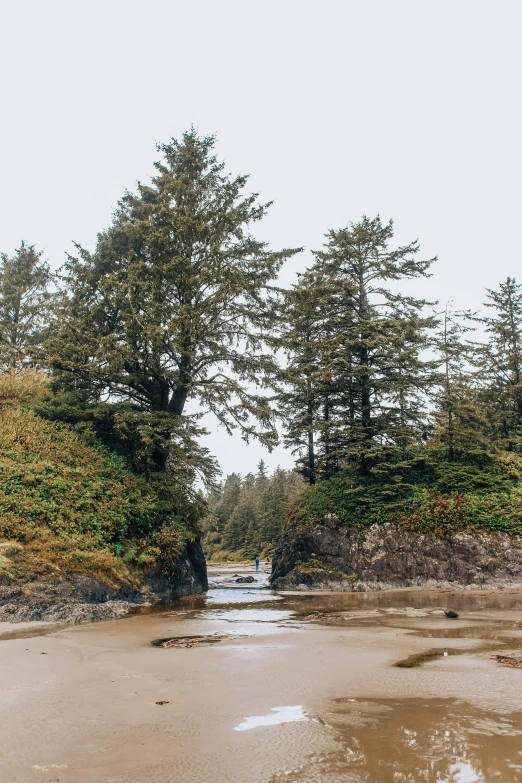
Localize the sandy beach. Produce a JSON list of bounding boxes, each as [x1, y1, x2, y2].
[[2, 566, 522, 782]]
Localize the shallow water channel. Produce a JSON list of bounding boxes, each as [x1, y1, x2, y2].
[[149, 566, 522, 781], [2, 565, 522, 782]]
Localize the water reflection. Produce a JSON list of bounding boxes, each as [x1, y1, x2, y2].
[[205, 587, 281, 604], [283, 589, 522, 617], [204, 608, 293, 623], [235, 705, 307, 731], [271, 699, 522, 782], [201, 607, 297, 637]]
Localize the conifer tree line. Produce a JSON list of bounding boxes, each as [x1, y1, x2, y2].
[[203, 460, 303, 560], [2, 128, 522, 556], [275, 220, 522, 484]]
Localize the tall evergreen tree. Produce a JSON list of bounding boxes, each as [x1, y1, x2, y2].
[[202, 472, 242, 552], [256, 459, 269, 488], [278, 216, 437, 479], [476, 277, 522, 451], [203, 467, 303, 559], [258, 467, 302, 546], [0, 242, 53, 369], [222, 473, 259, 554], [430, 303, 484, 458], [49, 130, 300, 458], [216, 473, 242, 533], [275, 269, 328, 484], [314, 216, 436, 457]]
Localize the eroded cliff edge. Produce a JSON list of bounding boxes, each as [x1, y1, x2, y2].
[[0, 540, 208, 624], [271, 518, 522, 591]]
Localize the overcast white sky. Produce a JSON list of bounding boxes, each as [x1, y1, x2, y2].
[[1, 0, 521, 477]]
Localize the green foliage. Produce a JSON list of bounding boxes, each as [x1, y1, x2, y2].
[[203, 464, 304, 561], [289, 446, 522, 537], [8, 142, 522, 582], [152, 519, 190, 571], [294, 559, 356, 579], [49, 129, 299, 448], [0, 373, 199, 585], [34, 393, 218, 514], [274, 268, 328, 484], [475, 277, 522, 451], [0, 242, 54, 369], [429, 304, 489, 458], [295, 558, 328, 571], [276, 216, 437, 484], [0, 405, 153, 537]]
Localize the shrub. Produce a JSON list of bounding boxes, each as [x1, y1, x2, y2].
[[288, 447, 522, 538], [0, 381, 167, 584]]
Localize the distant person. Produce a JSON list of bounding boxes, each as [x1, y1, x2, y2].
[[254, 555, 260, 572]]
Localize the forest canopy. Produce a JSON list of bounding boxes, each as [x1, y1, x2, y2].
[[202, 461, 303, 561], [2, 129, 522, 572]]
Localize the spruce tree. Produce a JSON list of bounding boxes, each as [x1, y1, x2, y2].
[[278, 216, 437, 478], [222, 473, 260, 554], [431, 303, 484, 458], [0, 242, 53, 369], [255, 459, 269, 489], [476, 277, 522, 451], [203, 467, 303, 559], [314, 216, 436, 457], [275, 269, 329, 484], [216, 473, 242, 533], [258, 467, 302, 548], [49, 130, 300, 455]]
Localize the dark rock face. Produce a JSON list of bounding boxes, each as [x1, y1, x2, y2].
[[0, 540, 208, 624], [271, 521, 522, 591], [145, 539, 208, 601]]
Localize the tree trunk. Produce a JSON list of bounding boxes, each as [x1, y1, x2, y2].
[[168, 385, 188, 415], [307, 427, 316, 485]]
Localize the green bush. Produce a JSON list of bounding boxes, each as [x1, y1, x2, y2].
[[288, 447, 522, 538], [0, 377, 195, 584]]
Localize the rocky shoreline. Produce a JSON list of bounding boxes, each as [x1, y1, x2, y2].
[[0, 540, 208, 624], [271, 518, 522, 591]]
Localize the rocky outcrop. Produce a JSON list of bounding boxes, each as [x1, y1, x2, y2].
[[144, 539, 208, 601], [271, 519, 522, 591], [0, 540, 208, 624]]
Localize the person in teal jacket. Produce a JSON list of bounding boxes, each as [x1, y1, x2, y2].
[[254, 555, 260, 572]]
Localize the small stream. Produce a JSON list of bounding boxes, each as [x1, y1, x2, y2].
[[191, 565, 299, 636]]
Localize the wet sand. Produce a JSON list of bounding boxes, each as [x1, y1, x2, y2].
[[2, 567, 522, 782]]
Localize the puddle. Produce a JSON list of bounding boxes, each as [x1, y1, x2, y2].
[[234, 705, 307, 731], [270, 698, 522, 782], [394, 646, 473, 667], [410, 625, 506, 639], [284, 588, 522, 617], [396, 635, 522, 668], [195, 607, 298, 638], [0, 623, 67, 641]]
